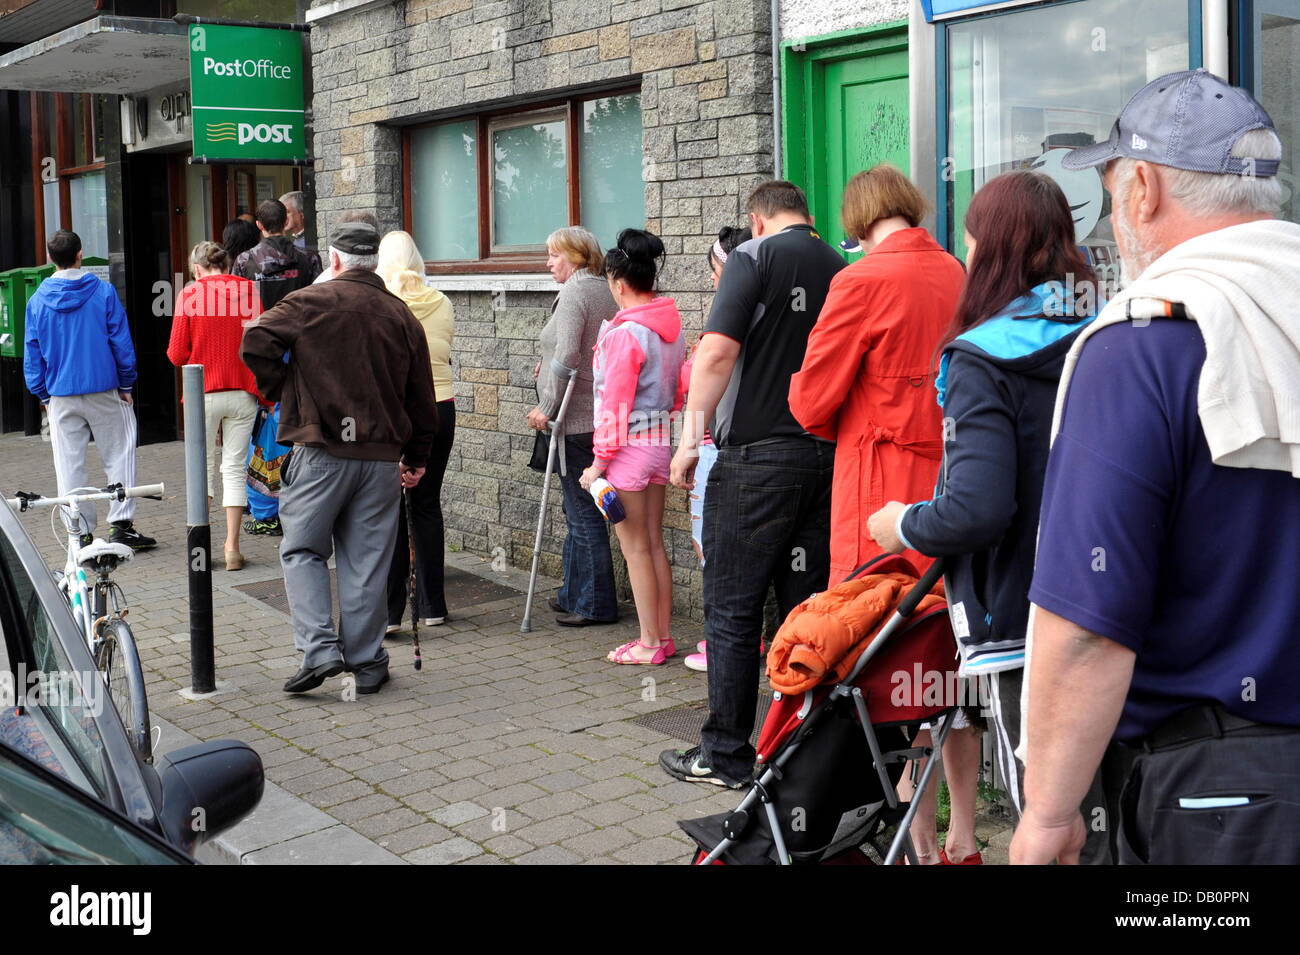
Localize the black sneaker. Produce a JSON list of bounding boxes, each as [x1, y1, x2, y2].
[[109, 522, 156, 550], [243, 516, 282, 536], [658, 746, 748, 789]]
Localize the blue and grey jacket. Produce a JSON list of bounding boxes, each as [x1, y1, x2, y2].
[[24, 271, 137, 403], [898, 282, 1094, 674]]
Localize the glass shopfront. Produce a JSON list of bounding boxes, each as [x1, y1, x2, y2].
[[1243, 1, 1299, 222], [940, 0, 1199, 285]]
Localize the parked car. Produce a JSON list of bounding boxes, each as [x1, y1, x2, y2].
[[0, 498, 263, 863]]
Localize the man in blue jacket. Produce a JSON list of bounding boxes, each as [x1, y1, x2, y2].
[[24, 231, 155, 548]]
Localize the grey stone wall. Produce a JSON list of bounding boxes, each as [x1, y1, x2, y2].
[[309, 0, 777, 619]]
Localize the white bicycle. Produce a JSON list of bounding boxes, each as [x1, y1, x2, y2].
[[5, 482, 163, 763]]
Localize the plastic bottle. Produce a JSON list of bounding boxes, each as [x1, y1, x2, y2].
[[589, 478, 626, 524]]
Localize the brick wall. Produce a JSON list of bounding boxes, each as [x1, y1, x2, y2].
[[308, 0, 776, 619]]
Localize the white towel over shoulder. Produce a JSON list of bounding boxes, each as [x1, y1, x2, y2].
[[1050, 217, 1300, 475]]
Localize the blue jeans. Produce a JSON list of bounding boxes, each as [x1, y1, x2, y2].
[[700, 437, 834, 783], [556, 432, 618, 621]]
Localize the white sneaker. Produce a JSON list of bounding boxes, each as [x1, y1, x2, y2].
[[420, 617, 446, 626]]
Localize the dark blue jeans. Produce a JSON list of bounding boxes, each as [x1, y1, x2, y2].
[[556, 432, 618, 621], [700, 437, 833, 783]]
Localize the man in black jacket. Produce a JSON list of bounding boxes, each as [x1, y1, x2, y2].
[[242, 222, 438, 696]]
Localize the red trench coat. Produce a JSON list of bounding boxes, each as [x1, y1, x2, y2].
[[789, 227, 966, 583]]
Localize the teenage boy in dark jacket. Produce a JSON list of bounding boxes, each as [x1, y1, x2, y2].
[[242, 222, 438, 696], [234, 198, 321, 309]]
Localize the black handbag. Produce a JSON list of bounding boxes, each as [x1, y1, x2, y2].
[[528, 431, 552, 473]]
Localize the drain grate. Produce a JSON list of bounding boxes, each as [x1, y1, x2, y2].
[[630, 693, 774, 745], [235, 565, 521, 617]]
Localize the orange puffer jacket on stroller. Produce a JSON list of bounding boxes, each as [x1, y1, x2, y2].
[[767, 572, 947, 695]]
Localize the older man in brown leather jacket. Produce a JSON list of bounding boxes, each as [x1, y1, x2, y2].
[[242, 221, 438, 696]]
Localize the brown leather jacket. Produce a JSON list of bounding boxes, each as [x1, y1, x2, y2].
[[240, 270, 438, 465]]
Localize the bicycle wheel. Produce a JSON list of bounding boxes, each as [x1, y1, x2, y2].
[[94, 619, 152, 764]]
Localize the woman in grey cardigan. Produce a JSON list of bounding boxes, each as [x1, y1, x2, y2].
[[527, 227, 620, 625]]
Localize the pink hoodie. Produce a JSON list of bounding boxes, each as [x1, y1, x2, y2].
[[592, 297, 686, 464]]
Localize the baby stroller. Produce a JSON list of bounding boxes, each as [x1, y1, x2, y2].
[[680, 554, 958, 865]]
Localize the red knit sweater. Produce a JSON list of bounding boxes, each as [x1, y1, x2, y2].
[[167, 275, 264, 400]]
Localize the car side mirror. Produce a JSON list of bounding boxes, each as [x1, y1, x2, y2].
[[154, 740, 264, 855]]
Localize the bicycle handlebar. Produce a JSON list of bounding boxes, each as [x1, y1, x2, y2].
[[4, 483, 165, 511]]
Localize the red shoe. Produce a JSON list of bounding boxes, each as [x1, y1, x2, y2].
[[939, 848, 983, 865]]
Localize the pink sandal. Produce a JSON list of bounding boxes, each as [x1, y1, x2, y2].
[[608, 640, 668, 666], [660, 637, 677, 658]]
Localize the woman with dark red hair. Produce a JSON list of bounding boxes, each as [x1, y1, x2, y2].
[[867, 170, 1101, 856]]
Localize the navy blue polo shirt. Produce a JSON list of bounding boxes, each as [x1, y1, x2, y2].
[[1029, 319, 1300, 742]]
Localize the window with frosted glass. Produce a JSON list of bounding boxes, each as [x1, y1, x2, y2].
[[491, 114, 568, 250], [410, 120, 479, 261], [581, 94, 644, 249], [946, 0, 1192, 286], [70, 173, 108, 259], [42, 181, 60, 242]]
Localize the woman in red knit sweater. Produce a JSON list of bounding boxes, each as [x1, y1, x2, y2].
[[167, 240, 264, 570]]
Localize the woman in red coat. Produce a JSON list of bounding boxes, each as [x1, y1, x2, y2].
[[789, 164, 965, 582], [789, 164, 979, 865]]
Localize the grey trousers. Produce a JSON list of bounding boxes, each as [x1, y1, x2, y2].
[[279, 446, 397, 685], [46, 389, 139, 533]]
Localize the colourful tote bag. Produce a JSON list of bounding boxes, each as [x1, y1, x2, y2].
[[246, 403, 291, 519]]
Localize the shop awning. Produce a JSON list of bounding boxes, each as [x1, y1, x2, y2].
[[0, 15, 187, 93]]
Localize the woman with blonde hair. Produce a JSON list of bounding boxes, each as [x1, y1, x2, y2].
[[378, 230, 456, 630], [167, 239, 263, 569], [527, 226, 621, 627]]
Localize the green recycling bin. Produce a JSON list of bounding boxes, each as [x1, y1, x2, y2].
[[1, 260, 102, 359], [0, 268, 27, 360]]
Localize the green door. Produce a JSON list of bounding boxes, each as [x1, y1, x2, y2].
[[783, 24, 909, 259]]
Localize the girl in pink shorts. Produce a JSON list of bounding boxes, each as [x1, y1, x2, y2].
[[580, 229, 686, 666]]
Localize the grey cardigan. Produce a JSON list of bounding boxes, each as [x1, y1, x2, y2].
[[536, 269, 619, 435]]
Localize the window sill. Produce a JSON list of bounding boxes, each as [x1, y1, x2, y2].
[[425, 273, 560, 293]]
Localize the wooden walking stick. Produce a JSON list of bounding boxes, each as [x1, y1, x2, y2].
[[404, 487, 423, 671]]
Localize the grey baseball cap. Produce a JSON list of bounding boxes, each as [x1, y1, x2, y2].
[[1061, 69, 1279, 177], [329, 221, 380, 255]]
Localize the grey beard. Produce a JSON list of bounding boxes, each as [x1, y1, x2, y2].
[[1115, 212, 1154, 287]]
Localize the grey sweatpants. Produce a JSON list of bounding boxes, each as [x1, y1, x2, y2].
[[279, 446, 398, 685], [46, 389, 139, 533]]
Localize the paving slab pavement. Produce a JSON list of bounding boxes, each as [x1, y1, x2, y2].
[[1, 431, 1012, 864]]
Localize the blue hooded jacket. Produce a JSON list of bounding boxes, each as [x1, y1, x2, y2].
[[24, 272, 136, 403], [898, 282, 1095, 674]]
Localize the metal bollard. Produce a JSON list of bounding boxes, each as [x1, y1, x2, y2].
[[183, 364, 216, 693]]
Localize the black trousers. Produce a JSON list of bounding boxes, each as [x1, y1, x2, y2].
[[387, 399, 455, 623], [699, 437, 834, 783], [1111, 721, 1300, 864]]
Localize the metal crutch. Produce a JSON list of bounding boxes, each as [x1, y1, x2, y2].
[[520, 369, 577, 633]]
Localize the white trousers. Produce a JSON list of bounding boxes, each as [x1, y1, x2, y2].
[[46, 389, 138, 533], [205, 389, 258, 509]]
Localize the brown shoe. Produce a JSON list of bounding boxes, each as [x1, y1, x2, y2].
[[555, 612, 616, 627], [225, 550, 245, 571]]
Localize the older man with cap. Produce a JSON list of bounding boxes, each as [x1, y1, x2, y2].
[[1010, 69, 1300, 865], [242, 222, 439, 696]]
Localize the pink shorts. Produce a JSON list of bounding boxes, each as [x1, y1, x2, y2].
[[604, 443, 671, 492]]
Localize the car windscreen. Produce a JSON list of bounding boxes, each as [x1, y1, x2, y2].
[[0, 743, 185, 865]]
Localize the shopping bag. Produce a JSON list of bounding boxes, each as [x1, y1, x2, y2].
[[247, 403, 290, 519]]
